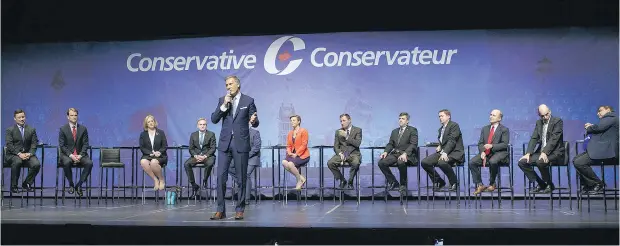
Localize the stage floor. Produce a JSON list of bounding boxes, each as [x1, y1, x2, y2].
[[2, 198, 618, 228], [1, 198, 618, 244]]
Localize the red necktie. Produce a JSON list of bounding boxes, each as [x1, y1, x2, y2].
[[484, 126, 495, 156], [72, 126, 77, 155]]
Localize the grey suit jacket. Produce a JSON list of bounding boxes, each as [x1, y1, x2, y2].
[[188, 130, 216, 157], [333, 126, 362, 158], [477, 124, 510, 161], [586, 111, 619, 160], [248, 127, 261, 166]]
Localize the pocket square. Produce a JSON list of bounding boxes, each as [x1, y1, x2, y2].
[[240, 107, 248, 109]]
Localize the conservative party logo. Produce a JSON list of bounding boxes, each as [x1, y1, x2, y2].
[[263, 36, 306, 76], [125, 34, 457, 73]]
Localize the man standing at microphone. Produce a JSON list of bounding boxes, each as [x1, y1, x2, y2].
[[210, 75, 259, 220]]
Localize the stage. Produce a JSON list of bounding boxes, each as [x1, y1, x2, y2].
[[1, 197, 618, 245]]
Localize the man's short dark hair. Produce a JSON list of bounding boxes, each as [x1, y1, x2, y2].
[[13, 109, 25, 117], [399, 112, 410, 120]]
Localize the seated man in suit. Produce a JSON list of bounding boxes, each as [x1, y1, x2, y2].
[[518, 104, 564, 193], [4, 109, 41, 193], [58, 108, 94, 197], [327, 114, 362, 189], [228, 122, 262, 204], [378, 112, 418, 194], [184, 118, 217, 198], [469, 109, 510, 195], [421, 109, 464, 191], [573, 105, 618, 194]]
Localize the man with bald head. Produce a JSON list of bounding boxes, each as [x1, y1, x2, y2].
[[469, 109, 510, 195], [518, 104, 564, 193]]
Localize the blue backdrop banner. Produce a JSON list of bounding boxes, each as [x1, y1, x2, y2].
[[2, 27, 618, 197]]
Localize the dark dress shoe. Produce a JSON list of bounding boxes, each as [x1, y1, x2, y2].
[[339, 180, 347, 189], [234, 212, 244, 220], [210, 212, 226, 220], [433, 181, 446, 191], [21, 183, 34, 192], [346, 180, 354, 189], [11, 187, 19, 193], [588, 183, 606, 194], [539, 183, 555, 194], [580, 185, 592, 194], [75, 187, 84, 197], [202, 179, 209, 188], [68, 186, 75, 194], [448, 183, 458, 191], [387, 182, 400, 190]]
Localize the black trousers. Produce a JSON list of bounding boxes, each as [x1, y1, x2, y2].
[[378, 152, 414, 185], [517, 152, 561, 186], [469, 152, 508, 186], [421, 153, 458, 185], [184, 156, 215, 185], [7, 155, 41, 187], [60, 155, 94, 187], [573, 152, 612, 187]]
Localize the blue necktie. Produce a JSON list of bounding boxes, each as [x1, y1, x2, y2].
[[19, 126, 24, 139]]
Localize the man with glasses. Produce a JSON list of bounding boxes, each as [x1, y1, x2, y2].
[[573, 105, 618, 194], [518, 104, 565, 193]]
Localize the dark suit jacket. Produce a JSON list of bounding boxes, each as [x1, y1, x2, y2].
[[4, 124, 38, 161], [438, 121, 465, 163], [384, 125, 418, 163], [58, 123, 90, 157], [139, 129, 168, 160], [477, 123, 510, 160], [211, 93, 260, 153], [586, 111, 619, 160], [526, 116, 564, 157], [249, 127, 261, 166], [188, 130, 216, 157], [333, 126, 362, 158]]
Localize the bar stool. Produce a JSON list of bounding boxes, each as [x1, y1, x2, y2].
[[184, 163, 216, 204], [575, 140, 619, 212], [141, 164, 167, 204], [283, 164, 309, 204], [98, 148, 127, 204], [420, 145, 466, 207], [401, 147, 422, 206], [468, 144, 515, 208], [54, 147, 92, 205], [522, 141, 572, 210], [332, 164, 361, 205], [427, 161, 465, 207], [2, 147, 38, 207]]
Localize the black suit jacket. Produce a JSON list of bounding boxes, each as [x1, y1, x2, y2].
[[188, 130, 216, 157], [384, 125, 418, 162], [4, 124, 38, 160], [333, 126, 362, 158], [139, 129, 168, 158], [438, 121, 465, 163], [586, 111, 619, 159], [477, 124, 510, 160], [526, 116, 564, 157], [58, 123, 90, 157]]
